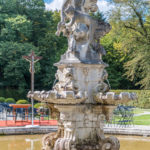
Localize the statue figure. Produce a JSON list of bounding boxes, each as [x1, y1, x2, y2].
[[56, 0, 111, 62], [61, 0, 71, 23], [61, 0, 84, 23], [61, 0, 98, 23], [64, 5, 98, 44], [42, 122, 64, 150], [83, 0, 98, 13]]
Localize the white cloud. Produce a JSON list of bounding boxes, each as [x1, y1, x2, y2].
[[45, 0, 114, 13], [45, 0, 63, 11], [97, 0, 114, 13]]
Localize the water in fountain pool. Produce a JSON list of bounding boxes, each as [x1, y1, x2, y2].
[[0, 134, 150, 150]]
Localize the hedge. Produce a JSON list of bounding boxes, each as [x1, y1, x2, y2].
[[34, 103, 45, 109]]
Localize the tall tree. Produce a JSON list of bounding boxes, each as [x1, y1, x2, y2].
[[101, 21, 136, 89], [108, 0, 150, 89], [0, 0, 67, 99]]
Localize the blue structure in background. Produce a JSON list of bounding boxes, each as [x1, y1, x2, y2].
[[112, 105, 134, 126], [0, 103, 47, 122]]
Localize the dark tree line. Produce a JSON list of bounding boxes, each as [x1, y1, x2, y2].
[[0, 0, 67, 99], [0, 0, 149, 99]]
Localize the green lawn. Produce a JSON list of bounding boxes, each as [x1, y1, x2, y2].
[[112, 108, 150, 126], [133, 108, 150, 125], [133, 114, 150, 125]]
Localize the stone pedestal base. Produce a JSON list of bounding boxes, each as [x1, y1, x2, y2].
[[42, 104, 120, 150], [53, 136, 120, 150]]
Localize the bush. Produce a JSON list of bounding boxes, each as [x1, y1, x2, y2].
[[16, 100, 29, 104], [34, 103, 45, 109], [5, 98, 15, 104], [0, 97, 5, 103]]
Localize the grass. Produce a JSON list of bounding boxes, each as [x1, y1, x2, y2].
[[133, 114, 150, 125], [112, 108, 150, 126]]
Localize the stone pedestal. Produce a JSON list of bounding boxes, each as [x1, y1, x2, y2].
[[27, 62, 135, 150], [53, 105, 119, 150], [54, 63, 108, 104]]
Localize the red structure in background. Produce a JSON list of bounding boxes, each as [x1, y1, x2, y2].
[[9, 104, 31, 121], [0, 104, 58, 127], [0, 120, 58, 127]]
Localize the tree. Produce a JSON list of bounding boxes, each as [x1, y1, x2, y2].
[[89, 10, 135, 89], [0, 1, 67, 99], [101, 22, 135, 89], [1, 15, 32, 42], [0, 42, 38, 90], [37, 11, 67, 89], [90, 11, 106, 22], [108, 0, 150, 89]]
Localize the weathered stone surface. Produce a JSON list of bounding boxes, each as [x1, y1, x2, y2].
[[1, 125, 150, 137], [28, 90, 87, 104], [94, 92, 137, 105], [0, 126, 57, 135], [56, 0, 111, 64], [29, 0, 137, 150]]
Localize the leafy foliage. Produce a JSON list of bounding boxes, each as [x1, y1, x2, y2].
[[108, 0, 150, 89], [34, 103, 45, 108], [0, 0, 148, 100], [0, 97, 5, 103], [5, 98, 15, 103], [90, 11, 106, 22], [101, 22, 135, 89], [0, 42, 37, 89], [0, 0, 67, 99], [16, 99, 29, 104]]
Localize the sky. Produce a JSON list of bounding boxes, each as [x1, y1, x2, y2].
[[44, 0, 113, 14]]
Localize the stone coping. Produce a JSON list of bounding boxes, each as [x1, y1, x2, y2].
[[104, 125, 150, 137], [1, 125, 150, 136], [0, 126, 57, 135]]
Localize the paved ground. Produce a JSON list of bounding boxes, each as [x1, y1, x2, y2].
[[134, 112, 150, 116]]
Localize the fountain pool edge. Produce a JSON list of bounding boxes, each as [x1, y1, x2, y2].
[[0, 125, 150, 136]]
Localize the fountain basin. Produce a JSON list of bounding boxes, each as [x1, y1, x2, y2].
[[28, 90, 87, 104], [94, 92, 137, 105]]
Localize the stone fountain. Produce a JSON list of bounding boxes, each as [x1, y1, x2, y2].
[[28, 0, 136, 150]]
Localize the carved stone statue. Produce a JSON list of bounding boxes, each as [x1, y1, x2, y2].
[[56, 0, 111, 63], [27, 1, 137, 150], [61, 0, 98, 24]]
